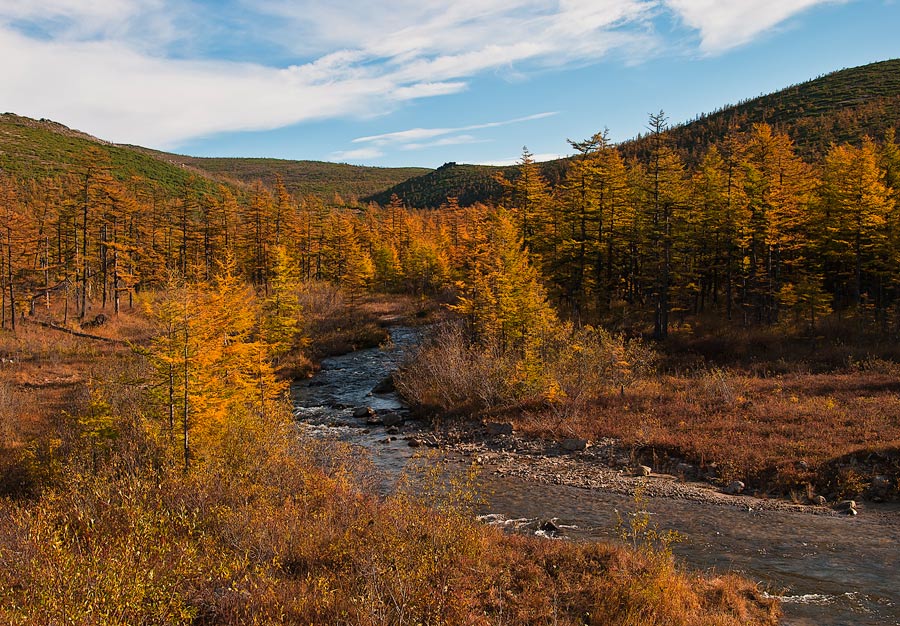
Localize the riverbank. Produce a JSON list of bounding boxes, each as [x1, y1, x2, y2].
[[423, 419, 895, 517], [394, 318, 900, 509], [295, 323, 900, 625]]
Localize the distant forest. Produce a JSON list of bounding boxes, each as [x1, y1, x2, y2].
[[3, 115, 900, 343]]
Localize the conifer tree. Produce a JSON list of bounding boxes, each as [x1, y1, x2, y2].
[[819, 139, 891, 313], [643, 112, 686, 339], [263, 245, 303, 358]]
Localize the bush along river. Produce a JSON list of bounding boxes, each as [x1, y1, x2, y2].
[[291, 327, 900, 626]]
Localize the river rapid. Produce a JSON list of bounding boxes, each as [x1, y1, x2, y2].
[[291, 327, 900, 626]]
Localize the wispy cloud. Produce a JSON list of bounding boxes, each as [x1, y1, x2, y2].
[[330, 147, 385, 162], [353, 112, 559, 147], [400, 135, 486, 151], [663, 0, 845, 53], [0, 0, 844, 148]]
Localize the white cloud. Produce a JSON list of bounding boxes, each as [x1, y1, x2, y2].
[[0, 0, 846, 148], [663, 0, 845, 52], [400, 135, 486, 151], [353, 113, 559, 147], [330, 147, 385, 162], [0, 0, 176, 47]]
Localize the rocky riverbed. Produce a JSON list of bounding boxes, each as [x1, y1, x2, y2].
[[423, 421, 863, 515]]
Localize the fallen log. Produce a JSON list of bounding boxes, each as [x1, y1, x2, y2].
[[23, 319, 124, 344]]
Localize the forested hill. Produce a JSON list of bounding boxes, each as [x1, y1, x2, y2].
[[370, 58, 900, 208], [129, 148, 431, 201], [622, 58, 900, 163], [363, 159, 568, 209], [0, 113, 224, 195], [0, 113, 430, 201]]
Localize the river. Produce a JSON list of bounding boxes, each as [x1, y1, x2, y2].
[[291, 327, 900, 626]]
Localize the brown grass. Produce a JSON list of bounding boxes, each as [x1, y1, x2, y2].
[[299, 282, 441, 362], [0, 293, 780, 625], [0, 404, 780, 626], [401, 320, 900, 501], [511, 369, 900, 497], [0, 301, 154, 497]]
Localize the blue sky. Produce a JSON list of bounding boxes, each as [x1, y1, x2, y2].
[[2, 0, 899, 168]]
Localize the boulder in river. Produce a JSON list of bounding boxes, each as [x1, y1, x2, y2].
[[372, 374, 395, 394], [834, 500, 858, 515], [561, 438, 588, 452], [353, 406, 375, 418], [724, 480, 745, 495], [539, 520, 561, 536], [381, 412, 404, 427], [635, 465, 652, 477], [485, 422, 514, 436]]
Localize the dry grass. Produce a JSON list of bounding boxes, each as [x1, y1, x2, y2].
[[299, 282, 390, 359], [402, 320, 900, 500], [511, 369, 900, 496], [299, 282, 440, 361], [0, 293, 780, 625], [0, 400, 780, 626], [0, 300, 154, 497]]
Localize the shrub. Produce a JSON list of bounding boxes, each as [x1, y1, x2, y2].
[[396, 321, 515, 414]]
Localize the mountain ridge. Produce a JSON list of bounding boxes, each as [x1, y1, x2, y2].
[[369, 58, 900, 208], [4, 58, 900, 207], [0, 113, 430, 201]]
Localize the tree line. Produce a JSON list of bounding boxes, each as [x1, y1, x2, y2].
[[500, 116, 900, 339], [2, 118, 900, 345]]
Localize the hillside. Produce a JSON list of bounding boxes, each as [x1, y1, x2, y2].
[[130, 149, 431, 200], [0, 114, 429, 201], [623, 58, 900, 162], [364, 158, 568, 209], [5, 58, 899, 208], [372, 58, 900, 208], [0, 114, 223, 195]]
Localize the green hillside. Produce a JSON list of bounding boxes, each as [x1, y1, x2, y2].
[[364, 162, 504, 208], [372, 58, 900, 208], [364, 159, 568, 209], [622, 58, 900, 163], [0, 114, 221, 195], [130, 149, 431, 200], [5, 59, 899, 208], [0, 114, 428, 201]]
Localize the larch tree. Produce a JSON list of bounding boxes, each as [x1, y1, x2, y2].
[[642, 111, 687, 339], [819, 139, 892, 314], [263, 244, 304, 359]]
